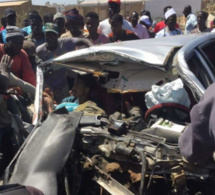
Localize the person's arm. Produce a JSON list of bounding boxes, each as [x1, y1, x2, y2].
[[186, 19, 197, 34], [102, 34, 110, 44], [21, 50, 36, 86], [76, 38, 93, 48], [0, 54, 11, 92], [179, 86, 215, 163], [43, 88, 54, 114], [153, 23, 160, 33], [0, 32, 3, 44], [9, 73, 35, 98], [142, 26, 149, 39], [155, 31, 163, 38]]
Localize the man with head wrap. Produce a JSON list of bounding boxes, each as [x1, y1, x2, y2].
[[155, 8, 183, 38], [61, 8, 88, 38], [154, 6, 180, 34], [191, 11, 211, 33]]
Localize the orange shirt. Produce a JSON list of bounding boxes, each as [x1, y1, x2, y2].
[[0, 44, 36, 86], [108, 30, 139, 42]]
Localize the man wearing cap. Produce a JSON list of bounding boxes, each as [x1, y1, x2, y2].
[[131, 12, 149, 39], [191, 11, 211, 33], [0, 26, 36, 86], [155, 8, 183, 38], [183, 5, 197, 34], [61, 8, 88, 39], [37, 23, 79, 61], [98, 0, 133, 36], [25, 14, 45, 47], [140, 10, 156, 29], [139, 15, 155, 38], [154, 6, 180, 34], [37, 23, 92, 102], [0, 8, 27, 43], [54, 12, 66, 37]]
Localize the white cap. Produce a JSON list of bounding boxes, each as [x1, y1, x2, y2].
[[164, 8, 176, 20], [140, 15, 151, 26]]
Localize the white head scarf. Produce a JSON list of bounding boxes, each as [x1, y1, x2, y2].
[[165, 8, 176, 20]]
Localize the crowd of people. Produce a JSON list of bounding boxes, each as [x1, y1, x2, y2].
[[0, 1, 213, 88], [0, 0, 215, 175]]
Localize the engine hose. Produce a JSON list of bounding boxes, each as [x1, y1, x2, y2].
[[137, 150, 147, 195]]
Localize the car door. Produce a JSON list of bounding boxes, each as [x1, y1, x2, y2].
[[176, 36, 215, 101]]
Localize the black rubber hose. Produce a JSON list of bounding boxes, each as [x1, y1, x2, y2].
[[137, 149, 147, 195]]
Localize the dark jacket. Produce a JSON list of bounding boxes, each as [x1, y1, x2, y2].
[[108, 30, 139, 42], [179, 83, 215, 163]]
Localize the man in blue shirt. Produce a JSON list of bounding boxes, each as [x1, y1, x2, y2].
[[25, 14, 45, 47], [22, 10, 40, 35], [183, 5, 197, 34]]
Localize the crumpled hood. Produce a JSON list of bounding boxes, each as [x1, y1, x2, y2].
[[5, 109, 83, 195]]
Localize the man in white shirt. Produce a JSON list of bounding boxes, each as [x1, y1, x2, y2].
[[98, 0, 133, 36], [131, 12, 149, 39], [156, 8, 183, 38], [183, 5, 197, 34]]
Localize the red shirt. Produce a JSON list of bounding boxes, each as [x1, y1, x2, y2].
[[154, 20, 180, 33], [0, 44, 36, 86]]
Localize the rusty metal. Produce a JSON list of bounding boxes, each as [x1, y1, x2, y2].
[[171, 170, 186, 190], [93, 165, 135, 195]]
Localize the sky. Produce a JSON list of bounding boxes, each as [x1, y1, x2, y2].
[[32, 0, 78, 6]]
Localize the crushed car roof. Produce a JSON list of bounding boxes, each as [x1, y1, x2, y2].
[[54, 34, 203, 66]]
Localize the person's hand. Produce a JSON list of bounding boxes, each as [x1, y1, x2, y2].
[[0, 55, 13, 93], [43, 88, 54, 99], [0, 54, 13, 78], [43, 88, 55, 113], [7, 86, 23, 95]]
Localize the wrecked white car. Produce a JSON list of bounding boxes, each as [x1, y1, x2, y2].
[[3, 33, 215, 195]]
